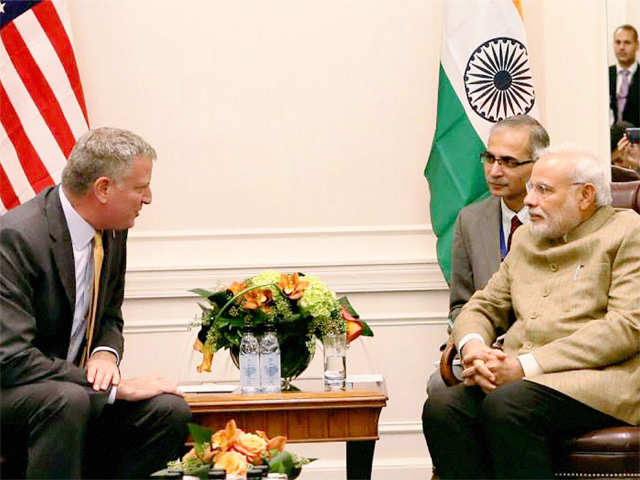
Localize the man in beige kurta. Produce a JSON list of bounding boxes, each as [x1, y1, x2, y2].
[[423, 146, 640, 479]]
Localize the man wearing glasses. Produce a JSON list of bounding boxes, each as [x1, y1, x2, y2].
[[423, 145, 639, 478], [423, 115, 550, 404]]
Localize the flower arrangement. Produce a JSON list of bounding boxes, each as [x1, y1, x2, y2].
[[191, 270, 373, 381], [168, 420, 315, 479]]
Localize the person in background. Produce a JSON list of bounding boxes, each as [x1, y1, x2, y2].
[[422, 115, 549, 404], [614, 132, 640, 174], [422, 145, 639, 479], [0, 128, 191, 478], [610, 24, 640, 126]]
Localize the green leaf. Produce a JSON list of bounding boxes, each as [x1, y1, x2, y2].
[[278, 313, 302, 324], [338, 296, 359, 318], [359, 318, 374, 337], [190, 288, 218, 298], [227, 317, 245, 328], [338, 296, 373, 337], [293, 455, 317, 467], [187, 422, 213, 444], [209, 290, 233, 306], [268, 450, 295, 474], [197, 302, 212, 313]]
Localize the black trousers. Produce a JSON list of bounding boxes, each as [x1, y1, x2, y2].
[[421, 379, 627, 479], [1, 380, 191, 479]]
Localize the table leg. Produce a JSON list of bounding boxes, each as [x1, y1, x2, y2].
[[346, 440, 376, 480]]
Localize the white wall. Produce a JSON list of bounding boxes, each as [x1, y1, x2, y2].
[[66, 1, 610, 478]]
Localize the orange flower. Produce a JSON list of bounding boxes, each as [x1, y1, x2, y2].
[[214, 451, 248, 477], [233, 432, 267, 463], [182, 444, 217, 463], [227, 281, 247, 296], [211, 419, 241, 451], [242, 288, 272, 310], [341, 305, 363, 343], [255, 430, 287, 454], [193, 338, 214, 372], [266, 435, 287, 453], [278, 273, 309, 300]]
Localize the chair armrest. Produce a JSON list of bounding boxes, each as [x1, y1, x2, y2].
[[439, 339, 461, 387]]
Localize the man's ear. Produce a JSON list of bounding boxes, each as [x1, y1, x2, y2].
[[93, 176, 112, 204], [578, 183, 597, 210]]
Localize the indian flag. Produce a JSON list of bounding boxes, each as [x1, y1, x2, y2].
[[425, 0, 538, 283]]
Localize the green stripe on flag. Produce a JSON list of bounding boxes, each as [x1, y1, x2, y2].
[[425, 65, 490, 283]]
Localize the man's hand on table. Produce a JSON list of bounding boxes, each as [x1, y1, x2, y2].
[[116, 376, 185, 402]]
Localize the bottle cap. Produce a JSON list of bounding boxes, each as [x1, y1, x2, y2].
[[242, 322, 253, 333]]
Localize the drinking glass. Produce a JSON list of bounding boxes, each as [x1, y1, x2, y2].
[[323, 333, 346, 388]]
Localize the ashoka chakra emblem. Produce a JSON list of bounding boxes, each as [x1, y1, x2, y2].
[[464, 37, 535, 122]]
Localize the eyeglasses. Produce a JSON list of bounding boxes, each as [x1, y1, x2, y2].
[[480, 151, 534, 169], [526, 181, 586, 198]]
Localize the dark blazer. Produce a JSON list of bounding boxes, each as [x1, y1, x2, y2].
[[0, 186, 126, 390], [609, 64, 640, 126], [449, 196, 501, 322]]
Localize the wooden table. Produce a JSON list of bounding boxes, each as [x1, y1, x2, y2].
[[184, 379, 388, 480]]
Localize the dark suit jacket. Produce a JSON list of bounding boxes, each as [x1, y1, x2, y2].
[[448, 196, 501, 322], [0, 186, 126, 392], [609, 64, 640, 126]]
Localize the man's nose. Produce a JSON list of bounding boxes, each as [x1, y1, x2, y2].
[[488, 161, 504, 176], [524, 189, 536, 207], [143, 187, 152, 204]]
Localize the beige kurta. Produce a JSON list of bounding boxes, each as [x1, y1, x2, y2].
[[452, 206, 640, 425]]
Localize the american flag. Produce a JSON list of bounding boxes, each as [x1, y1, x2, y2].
[[1, 0, 88, 214]]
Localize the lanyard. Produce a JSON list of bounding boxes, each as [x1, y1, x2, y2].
[[499, 215, 507, 261]]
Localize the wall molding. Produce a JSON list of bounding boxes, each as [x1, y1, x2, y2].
[[379, 420, 424, 435], [124, 224, 440, 276], [124, 260, 447, 299], [128, 223, 435, 239]]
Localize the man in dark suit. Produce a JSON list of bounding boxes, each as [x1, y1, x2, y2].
[[610, 24, 640, 126], [0, 128, 191, 478], [422, 115, 550, 429]]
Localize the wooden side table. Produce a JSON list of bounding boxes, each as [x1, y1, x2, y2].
[[184, 379, 388, 480]]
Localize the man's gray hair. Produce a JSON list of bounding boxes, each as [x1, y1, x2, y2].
[[490, 114, 550, 160], [62, 127, 157, 195], [538, 144, 612, 207]]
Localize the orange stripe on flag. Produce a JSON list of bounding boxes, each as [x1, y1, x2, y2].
[[512, 0, 523, 19]]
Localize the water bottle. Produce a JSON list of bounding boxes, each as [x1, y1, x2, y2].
[[260, 322, 281, 393], [239, 324, 260, 393]]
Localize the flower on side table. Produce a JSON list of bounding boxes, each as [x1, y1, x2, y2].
[[168, 420, 315, 479], [190, 270, 373, 383]]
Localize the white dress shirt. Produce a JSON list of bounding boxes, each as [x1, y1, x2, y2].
[[499, 199, 529, 249], [59, 188, 120, 365]]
